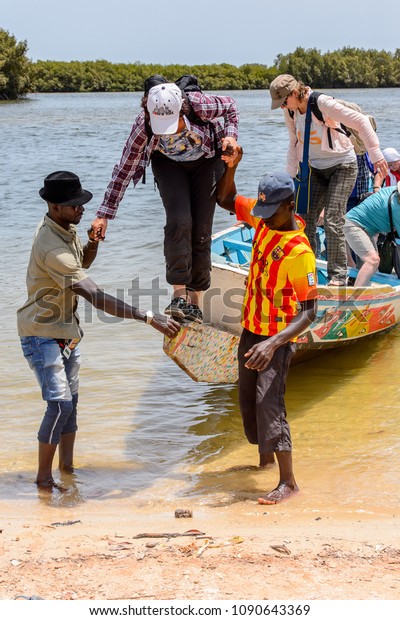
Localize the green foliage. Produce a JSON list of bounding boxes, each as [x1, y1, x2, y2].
[[0, 29, 31, 99], [2, 33, 400, 96], [29, 60, 273, 92], [274, 46, 400, 89], [29, 48, 400, 93]]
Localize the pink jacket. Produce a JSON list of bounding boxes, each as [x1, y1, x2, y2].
[[284, 91, 383, 178]]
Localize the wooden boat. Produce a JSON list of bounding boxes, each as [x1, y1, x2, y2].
[[163, 223, 400, 383]]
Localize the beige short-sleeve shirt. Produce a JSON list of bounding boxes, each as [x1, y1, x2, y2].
[[17, 215, 88, 339]]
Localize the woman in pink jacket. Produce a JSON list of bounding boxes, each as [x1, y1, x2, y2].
[[270, 74, 388, 285]]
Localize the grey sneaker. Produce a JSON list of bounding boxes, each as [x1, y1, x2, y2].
[[164, 297, 187, 320], [183, 304, 203, 323]]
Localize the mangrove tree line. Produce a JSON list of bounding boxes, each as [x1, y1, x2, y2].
[[1, 28, 400, 99]]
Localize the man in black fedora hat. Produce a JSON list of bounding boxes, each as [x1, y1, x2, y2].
[[17, 171, 180, 491], [91, 75, 239, 325]]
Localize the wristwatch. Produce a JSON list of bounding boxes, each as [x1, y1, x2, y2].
[[145, 310, 154, 325]]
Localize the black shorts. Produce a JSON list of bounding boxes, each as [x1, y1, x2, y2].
[[238, 328, 296, 454], [151, 152, 225, 290]]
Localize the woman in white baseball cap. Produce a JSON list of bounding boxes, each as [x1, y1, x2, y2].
[[91, 75, 239, 324]]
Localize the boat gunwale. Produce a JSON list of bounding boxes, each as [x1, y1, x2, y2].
[[212, 223, 400, 293]]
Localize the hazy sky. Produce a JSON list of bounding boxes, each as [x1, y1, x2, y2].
[[3, 0, 398, 66]]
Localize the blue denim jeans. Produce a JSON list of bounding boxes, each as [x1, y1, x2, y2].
[[20, 337, 80, 444]]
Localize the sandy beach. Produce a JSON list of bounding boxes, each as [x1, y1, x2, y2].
[[2, 493, 399, 601]]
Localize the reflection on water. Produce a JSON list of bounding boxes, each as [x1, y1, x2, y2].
[[1, 91, 400, 519], [3, 322, 399, 517], [179, 328, 400, 512]]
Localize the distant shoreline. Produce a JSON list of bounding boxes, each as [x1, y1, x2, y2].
[[29, 47, 400, 93], [4, 34, 400, 99]]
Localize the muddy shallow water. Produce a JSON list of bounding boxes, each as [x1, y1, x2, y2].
[[1, 90, 399, 519]]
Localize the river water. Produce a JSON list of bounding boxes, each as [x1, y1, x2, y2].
[[1, 89, 399, 518]]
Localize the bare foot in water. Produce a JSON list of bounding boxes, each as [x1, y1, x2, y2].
[[258, 482, 299, 505], [35, 479, 66, 492], [59, 464, 74, 474], [259, 453, 275, 468]]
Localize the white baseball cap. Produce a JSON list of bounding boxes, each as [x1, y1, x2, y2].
[[146, 83, 183, 135], [382, 147, 400, 163]]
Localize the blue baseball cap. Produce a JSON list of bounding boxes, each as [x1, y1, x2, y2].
[[251, 172, 295, 219]]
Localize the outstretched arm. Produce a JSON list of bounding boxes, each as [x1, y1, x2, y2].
[[216, 147, 243, 213], [71, 277, 180, 338], [92, 112, 148, 241]]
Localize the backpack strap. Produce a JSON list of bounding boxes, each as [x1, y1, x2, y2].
[[182, 93, 209, 127], [142, 115, 154, 185], [175, 75, 213, 128], [176, 76, 220, 154], [387, 190, 398, 238], [308, 91, 335, 149], [302, 99, 312, 167], [308, 91, 324, 123], [308, 90, 350, 149]]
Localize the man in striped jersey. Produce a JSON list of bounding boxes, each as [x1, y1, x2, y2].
[[217, 153, 318, 504]]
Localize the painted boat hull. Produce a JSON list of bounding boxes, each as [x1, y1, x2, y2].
[[163, 223, 400, 383]]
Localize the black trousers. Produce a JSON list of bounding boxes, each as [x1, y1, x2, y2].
[[151, 152, 225, 291], [238, 329, 296, 454]]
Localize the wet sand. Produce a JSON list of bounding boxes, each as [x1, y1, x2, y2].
[[1, 485, 399, 601]]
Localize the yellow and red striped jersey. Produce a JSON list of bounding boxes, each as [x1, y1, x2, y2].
[[235, 195, 317, 337]]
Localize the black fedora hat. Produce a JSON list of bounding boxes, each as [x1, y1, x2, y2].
[[39, 171, 93, 206]]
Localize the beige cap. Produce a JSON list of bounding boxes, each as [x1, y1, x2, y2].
[[269, 74, 298, 110]]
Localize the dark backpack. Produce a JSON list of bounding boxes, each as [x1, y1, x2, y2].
[[143, 74, 168, 94], [144, 73, 202, 96], [175, 74, 202, 93], [175, 74, 211, 127], [308, 91, 377, 155]]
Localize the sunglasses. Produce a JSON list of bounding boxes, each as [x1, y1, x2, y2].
[[281, 93, 291, 108], [62, 204, 84, 211]]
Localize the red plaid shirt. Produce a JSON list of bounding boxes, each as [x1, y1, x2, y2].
[[97, 91, 239, 219]]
